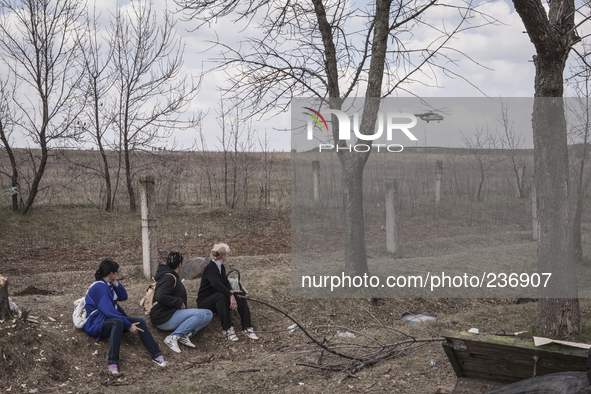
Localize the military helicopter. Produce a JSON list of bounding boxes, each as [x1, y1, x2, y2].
[[414, 112, 444, 123]]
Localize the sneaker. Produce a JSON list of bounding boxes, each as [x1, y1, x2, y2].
[[178, 334, 196, 348], [152, 356, 168, 367], [164, 335, 181, 353], [222, 326, 239, 342], [243, 327, 259, 340], [108, 364, 120, 376]]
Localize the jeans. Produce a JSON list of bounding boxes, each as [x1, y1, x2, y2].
[[197, 292, 253, 331], [155, 309, 213, 338], [101, 317, 161, 365]]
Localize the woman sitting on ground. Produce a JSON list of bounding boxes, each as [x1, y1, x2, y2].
[[197, 243, 259, 342], [150, 251, 213, 353], [84, 259, 168, 376]]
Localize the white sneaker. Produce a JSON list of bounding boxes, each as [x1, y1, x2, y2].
[[152, 357, 168, 367], [243, 327, 259, 340], [222, 326, 239, 342], [178, 334, 196, 348], [164, 335, 181, 353]]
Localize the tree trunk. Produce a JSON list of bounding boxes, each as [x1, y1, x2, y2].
[[513, 0, 580, 335], [0, 127, 19, 211], [574, 196, 583, 262], [0, 275, 13, 321], [341, 155, 369, 275], [21, 143, 48, 214], [124, 138, 136, 211]]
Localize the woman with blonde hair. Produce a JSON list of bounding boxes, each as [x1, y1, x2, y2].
[[196, 243, 258, 341]]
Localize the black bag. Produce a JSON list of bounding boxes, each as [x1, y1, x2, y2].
[[226, 269, 247, 294]]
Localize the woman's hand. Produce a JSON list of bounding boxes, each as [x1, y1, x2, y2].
[[129, 322, 144, 334], [229, 295, 238, 310], [181, 303, 186, 309]]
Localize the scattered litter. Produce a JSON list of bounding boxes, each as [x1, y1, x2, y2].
[[298, 382, 305, 386], [8, 298, 20, 316], [468, 328, 479, 334], [533, 336, 591, 349], [337, 331, 356, 339], [430, 361, 436, 367], [287, 324, 298, 334], [401, 312, 436, 323]]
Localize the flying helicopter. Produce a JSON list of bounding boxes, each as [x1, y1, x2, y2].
[[414, 112, 444, 123]]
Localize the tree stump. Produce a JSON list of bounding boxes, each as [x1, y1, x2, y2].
[[484, 371, 590, 394], [0, 275, 13, 321]]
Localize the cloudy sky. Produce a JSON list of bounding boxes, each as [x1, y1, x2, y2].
[[4, 0, 586, 151], [174, 0, 542, 151]]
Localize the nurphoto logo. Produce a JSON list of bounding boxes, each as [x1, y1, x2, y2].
[[304, 107, 419, 152]]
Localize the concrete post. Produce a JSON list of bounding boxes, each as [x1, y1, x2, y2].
[[531, 177, 538, 241], [140, 175, 158, 279], [312, 160, 320, 202], [386, 180, 400, 257], [435, 160, 443, 203]]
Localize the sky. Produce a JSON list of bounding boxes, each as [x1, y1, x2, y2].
[[3, 0, 586, 152]]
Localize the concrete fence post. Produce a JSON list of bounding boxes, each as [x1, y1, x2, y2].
[[312, 160, 320, 202], [531, 176, 539, 241], [435, 160, 443, 203], [140, 175, 158, 279], [386, 180, 400, 257]]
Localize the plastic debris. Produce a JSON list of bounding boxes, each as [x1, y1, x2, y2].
[[429, 361, 435, 367], [401, 312, 436, 323], [337, 331, 356, 339], [468, 328, 479, 334], [287, 324, 298, 334], [8, 297, 20, 317]]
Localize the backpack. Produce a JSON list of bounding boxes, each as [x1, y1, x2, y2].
[[140, 273, 177, 315], [72, 281, 104, 329]]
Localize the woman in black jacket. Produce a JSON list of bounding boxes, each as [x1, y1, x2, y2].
[[197, 243, 259, 341], [151, 252, 213, 353]]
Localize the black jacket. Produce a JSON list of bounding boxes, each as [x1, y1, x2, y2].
[[197, 260, 232, 306], [150, 264, 186, 326]]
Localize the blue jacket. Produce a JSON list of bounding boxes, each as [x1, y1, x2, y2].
[[83, 279, 131, 340]]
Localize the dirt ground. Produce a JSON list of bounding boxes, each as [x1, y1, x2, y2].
[[1, 206, 590, 394]]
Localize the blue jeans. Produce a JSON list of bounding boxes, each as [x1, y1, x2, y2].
[[155, 309, 213, 338], [101, 317, 161, 365]]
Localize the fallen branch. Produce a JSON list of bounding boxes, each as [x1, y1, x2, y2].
[[227, 368, 262, 375]]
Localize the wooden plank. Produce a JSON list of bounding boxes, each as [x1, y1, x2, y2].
[[442, 342, 464, 378]]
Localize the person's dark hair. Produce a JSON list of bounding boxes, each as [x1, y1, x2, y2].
[[95, 259, 119, 281], [166, 251, 183, 269]]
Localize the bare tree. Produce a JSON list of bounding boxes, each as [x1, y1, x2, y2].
[[80, 6, 115, 211], [498, 100, 528, 199], [177, 0, 491, 275], [460, 128, 503, 202], [258, 130, 274, 207], [0, 76, 20, 211], [513, 0, 583, 335], [0, 0, 86, 214], [110, 0, 200, 211]]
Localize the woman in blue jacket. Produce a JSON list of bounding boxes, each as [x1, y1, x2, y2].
[[84, 259, 168, 375]]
